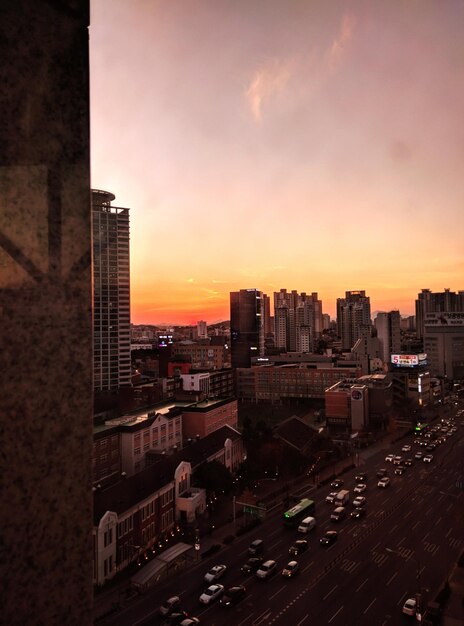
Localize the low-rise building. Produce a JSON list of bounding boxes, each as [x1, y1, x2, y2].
[[181, 397, 238, 440]]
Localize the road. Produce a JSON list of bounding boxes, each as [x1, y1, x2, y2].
[[104, 416, 464, 626]]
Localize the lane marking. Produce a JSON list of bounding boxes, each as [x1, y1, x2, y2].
[[387, 571, 398, 586], [356, 577, 368, 592], [323, 584, 338, 601], [296, 614, 309, 626], [269, 586, 285, 600], [363, 598, 376, 614], [328, 605, 344, 623]]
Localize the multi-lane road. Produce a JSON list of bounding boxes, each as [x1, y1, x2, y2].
[[107, 416, 464, 626]]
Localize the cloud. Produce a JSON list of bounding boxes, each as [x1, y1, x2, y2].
[[212, 279, 226, 284], [327, 14, 357, 73], [245, 59, 292, 122], [186, 277, 194, 283]]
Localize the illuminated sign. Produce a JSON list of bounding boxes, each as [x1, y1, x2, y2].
[[391, 354, 419, 367], [351, 389, 363, 401]]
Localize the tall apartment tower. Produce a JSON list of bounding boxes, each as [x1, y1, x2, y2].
[[273, 289, 323, 352], [92, 189, 131, 392], [337, 290, 371, 350], [230, 289, 264, 368], [197, 320, 208, 339], [375, 311, 401, 364], [415, 288, 464, 339]]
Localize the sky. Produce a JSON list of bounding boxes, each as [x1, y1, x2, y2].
[[90, 0, 464, 325]]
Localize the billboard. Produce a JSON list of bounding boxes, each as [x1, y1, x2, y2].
[[391, 354, 428, 368], [424, 312, 464, 326]]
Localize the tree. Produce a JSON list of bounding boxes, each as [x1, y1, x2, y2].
[[193, 460, 233, 495]]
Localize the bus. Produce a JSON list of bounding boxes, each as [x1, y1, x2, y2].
[[283, 498, 316, 528]]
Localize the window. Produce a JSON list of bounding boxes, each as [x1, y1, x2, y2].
[[104, 528, 113, 547]]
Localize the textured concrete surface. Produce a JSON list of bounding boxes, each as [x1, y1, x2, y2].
[[0, 2, 93, 624]]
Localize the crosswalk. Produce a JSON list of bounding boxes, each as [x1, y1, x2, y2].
[[423, 541, 440, 555], [372, 551, 388, 566], [449, 537, 462, 550], [339, 558, 359, 573]]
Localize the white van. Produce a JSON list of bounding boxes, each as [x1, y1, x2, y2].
[[297, 516, 316, 534]]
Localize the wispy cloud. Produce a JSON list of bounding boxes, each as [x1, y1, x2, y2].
[[326, 14, 357, 73], [212, 279, 226, 284], [245, 59, 292, 122]]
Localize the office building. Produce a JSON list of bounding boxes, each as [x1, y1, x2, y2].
[[92, 189, 131, 392], [230, 289, 265, 368], [424, 312, 464, 380], [337, 291, 371, 350], [375, 311, 401, 364], [415, 288, 464, 339]]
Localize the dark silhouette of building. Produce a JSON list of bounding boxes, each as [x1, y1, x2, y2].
[[230, 289, 264, 368]]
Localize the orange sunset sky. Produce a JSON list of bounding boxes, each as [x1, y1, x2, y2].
[[90, 1, 464, 325]]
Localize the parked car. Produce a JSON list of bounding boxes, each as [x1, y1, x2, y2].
[[256, 560, 277, 579], [179, 619, 200, 626], [204, 564, 227, 583], [199, 584, 224, 605], [241, 557, 263, 574], [220, 586, 246, 607], [288, 540, 308, 556], [164, 612, 190, 626], [282, 560, 299, 578], [378, 477, 390, 488], [160, 596, 181, 617], [354, 483, 367, 494], [320, 531, 338, 546]]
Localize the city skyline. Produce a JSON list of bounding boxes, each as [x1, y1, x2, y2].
[[90, 1, 464, 325]]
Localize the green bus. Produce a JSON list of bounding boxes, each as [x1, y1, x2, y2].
[[283, 498, 316, 528]]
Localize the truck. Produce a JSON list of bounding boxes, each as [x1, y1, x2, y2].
[[335, 489, 349, 506]]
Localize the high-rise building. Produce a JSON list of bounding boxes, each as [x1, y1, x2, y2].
[[415, 288, 464, 339], [197, 320, 208, 339], [230, 289, 264, 368], [424, 312, 464, 380], [273, 289, 323, 352], [337, 291, 371, 350], [375, 311, 401, 364], [92, 189, 131, 392]]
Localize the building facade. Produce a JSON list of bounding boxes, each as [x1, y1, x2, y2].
[[181, 397, 238, 440], [230, 289, 265, 368], [337, 290, 371, 350], [92, 189, 131, 392], [415, 288, 464, 339], [424, 312, 464, 380], [375, 311, 401, 364]]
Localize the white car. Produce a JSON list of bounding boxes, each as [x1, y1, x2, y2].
[[325, 491, 338, 504], [378, 477, 390, 488], [353, 496, 366, 507], [354, 483, 367, 494], [402, 597, 417, 616], [402, 444, 411, 452], [423, 454, 433, 463], [159, 596, 181, 616], [385, 454, 394, 462], [256, 560, 277, 579], [199, 584, 224, 605], [393, 456, 403, 465], [204, 564, 227, 583]]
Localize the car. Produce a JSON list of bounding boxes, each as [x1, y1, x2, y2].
[[425, 444, 435, 452], [402, 597, 417, 616], [423, 454, 433, 463], [354, 483, 367, 493], [404, 458, 413, 466], [325, 491, 338, 504], [199, 584, 224, 605], [414, 451, 424, 460], [394, 466, 406, 475], [179, 619, 200, 626], [160, 596, 181, 617], [330, 479, 344, 489], [164, 612, 190, 626], [248, 539, 264, 555], [204, 564, 227, 583], [241, 557, 264, 574], [320, 530, 338, 546], [220, 585, 247, 606], [355, 472, 368, 482], [352, 496, 366, 507], [378, 477, 390, 488], [402, 444, 412, 452], [289, 540, 308, 556], [282, 560, 300, 578], [385, 454, 395, 462], [330, 506, 346, 522], [350, 507, 366, 519], [393, 456, 403, 465], [256, 560, 277, 579], [377, 468, 388, 478]]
